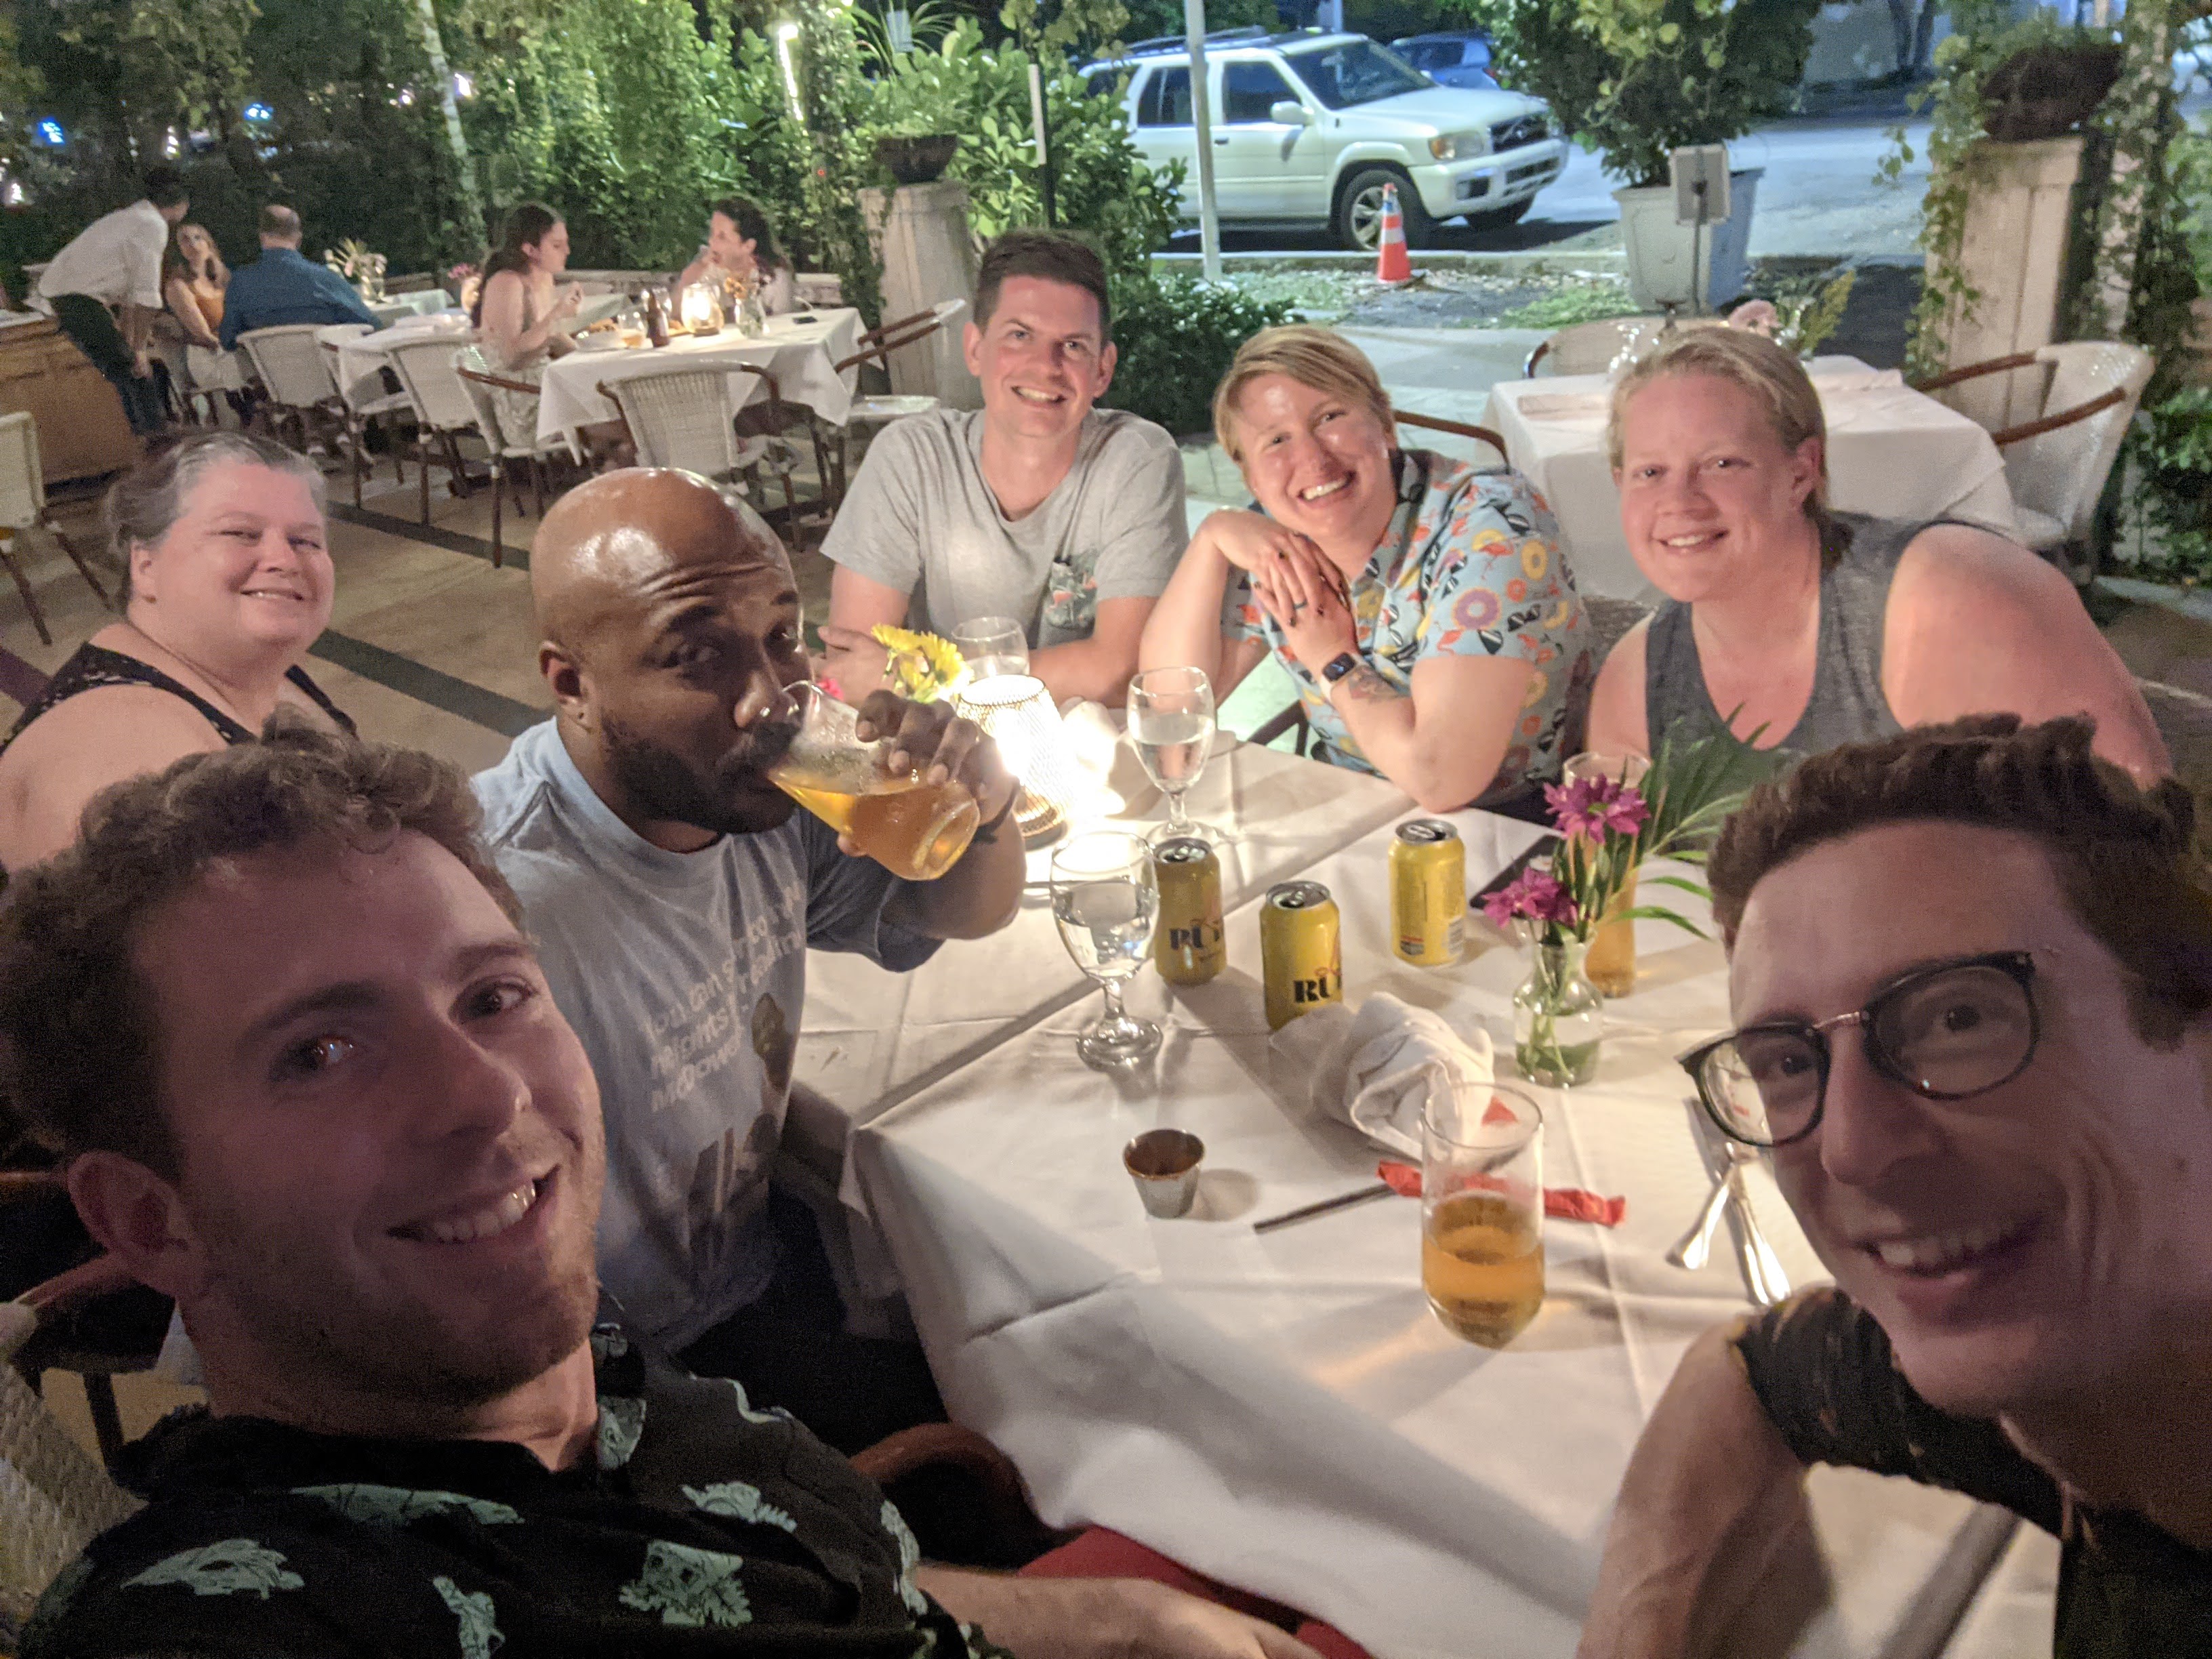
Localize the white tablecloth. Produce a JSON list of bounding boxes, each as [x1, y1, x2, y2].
[[369, 289, 454, 323], [536, 308, 865, 444], [324, 317, 472, 409], [844, 796, 2016, 1659], [1481, 356, 2021, 603]]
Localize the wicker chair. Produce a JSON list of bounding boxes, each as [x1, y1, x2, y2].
[[819, 299, 968, 502], [1913, 340, 2154, 571], [315, 325, 413, 510], [453, 347, 573, 569], [1523, 314, 1727, 378], [236, 325, 346, 457], [595, 365, 798, 518], [1394, 409, 1509, 469], [382, 336, 487, 527], [0, 413, 110, 647]]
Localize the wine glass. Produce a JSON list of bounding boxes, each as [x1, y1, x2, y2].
[[1128, 666, 1221, 845], [1050, 832, 1163, 1070]]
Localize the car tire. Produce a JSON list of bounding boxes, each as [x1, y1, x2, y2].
[[1336, 167, 1434, 253], [1462, 198, 1534, 233]]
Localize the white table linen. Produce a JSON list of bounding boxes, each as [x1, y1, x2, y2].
[[321, 316, 471, 409], [847, 801, 2014, 1658], [368, 288, 454, 323], [1481, 356, 2021, 603], [535, 308, 864, 445]]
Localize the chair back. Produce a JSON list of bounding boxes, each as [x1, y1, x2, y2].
[[454, 346, 528, 455], [1528, 314, 1726, 378], [237, 325, 338, 410], [1395, 410, 1508, 470], [0, 1305, 140, 1629], [0, 412, 45, 531], [2003, 341, 2154, 544], [598, 367, 743, 480], [385, 337, 480, 436]]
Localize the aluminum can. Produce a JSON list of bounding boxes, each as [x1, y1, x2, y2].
[[1391, 818, 1466, 967], [1261, 880, 1343, 1030], [1153, 836, 1227, 985]]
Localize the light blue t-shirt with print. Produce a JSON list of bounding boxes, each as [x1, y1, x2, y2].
[[473, 720, 940, 1353]]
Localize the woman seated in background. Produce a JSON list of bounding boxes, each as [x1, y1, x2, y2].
[[1139, 324, 1593, 815], [472, 201, 583, 429], [0, 430, 352, 872], [1581, 325, 2167, 780], [162, 222, 247, 413], [676, 194, 797, 316]]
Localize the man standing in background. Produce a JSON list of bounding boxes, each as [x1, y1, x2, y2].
[[33, 165, 189, 438]]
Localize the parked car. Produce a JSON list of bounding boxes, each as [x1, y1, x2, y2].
[[1390, 30, 1500, 92], [1081, 30, 1566, 249]]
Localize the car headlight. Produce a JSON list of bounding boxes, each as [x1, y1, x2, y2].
[[1427, 132, 1486, 161]]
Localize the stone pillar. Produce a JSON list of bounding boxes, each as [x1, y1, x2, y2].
[[1929, 136, 2084, 430], [859, 181, 981, 410]]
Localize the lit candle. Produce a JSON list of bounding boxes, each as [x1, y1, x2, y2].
[[955, 674, 1080, 848]]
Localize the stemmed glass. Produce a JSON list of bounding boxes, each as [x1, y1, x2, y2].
[[1128, 666, 1221, 845], [951, 616, 1030, 684], [1050, 832, 1163, 1069]]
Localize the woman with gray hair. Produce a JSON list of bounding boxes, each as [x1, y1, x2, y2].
[[1583, 326, 2165, 779], [0, 428, 353, 871]]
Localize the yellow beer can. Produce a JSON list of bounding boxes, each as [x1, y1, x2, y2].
[[1391, 818, 1466, 967], [1153, 836, 1227, 985], [1261, 880, 1343, 1029]]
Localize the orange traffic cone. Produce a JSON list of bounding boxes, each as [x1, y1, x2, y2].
[[1374, 182, 1412, 285]]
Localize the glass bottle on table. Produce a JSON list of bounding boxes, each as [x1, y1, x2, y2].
[[1128, 665, 1223, 846]]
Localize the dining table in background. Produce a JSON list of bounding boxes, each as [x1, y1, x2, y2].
[[367, 287, 455, 325], [1476, 356, 2022, 604], [534, 308, 866, 448], [320, 313, 473, 409], [783, 739, 2030, 1658]]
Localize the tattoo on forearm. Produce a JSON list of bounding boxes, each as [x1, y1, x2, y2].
[[1334, 665, 1403, 704]]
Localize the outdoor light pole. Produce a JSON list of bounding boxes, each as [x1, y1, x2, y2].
[[1183, 0, 1222, 279]]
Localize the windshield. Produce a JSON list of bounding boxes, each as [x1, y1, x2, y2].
[[1283, 40, 1431, 108]]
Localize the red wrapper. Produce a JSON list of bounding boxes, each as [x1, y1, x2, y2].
[[1376, 1161, 1626, 1227]]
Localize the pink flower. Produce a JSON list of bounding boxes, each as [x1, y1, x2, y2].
[[1483, 866, 1580, 930], [817, 675, 845, 703], [1543, 775, 1650, 840], [1728, 300, 1780, 337]]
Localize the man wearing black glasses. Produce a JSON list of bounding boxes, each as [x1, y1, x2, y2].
[[1580, 714, 2212, 1656]]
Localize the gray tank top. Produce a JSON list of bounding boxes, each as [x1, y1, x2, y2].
[[1644, 514, 1942, 761]]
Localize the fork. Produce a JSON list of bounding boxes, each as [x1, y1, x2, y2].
[[1721, 1143, 1793, 1306]]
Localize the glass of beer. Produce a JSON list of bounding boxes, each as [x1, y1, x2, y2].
[[1421, 1078, 1544, 1348], [766, 682, 979, 882], [1563, 751, 1651, 999]]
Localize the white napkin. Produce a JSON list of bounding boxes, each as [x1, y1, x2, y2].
[[1269, 993, 1493, 1160], [1058, 699, 1147, 817], [1509, 390, 1611, 424]]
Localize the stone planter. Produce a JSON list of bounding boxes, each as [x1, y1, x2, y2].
[[1925, 136, 2085, 430], [858, 180, 982, 410], [875, 134, 960, 186], [1614, 168, 1763, 314]]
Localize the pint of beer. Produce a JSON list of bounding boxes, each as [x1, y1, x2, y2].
[[1421, 1079, 1544, 1348], [768, 684, 979, 882]]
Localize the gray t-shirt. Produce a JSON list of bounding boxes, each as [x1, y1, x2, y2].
[[474, 720, 939, 1352], [820, 407, 1187, 647]]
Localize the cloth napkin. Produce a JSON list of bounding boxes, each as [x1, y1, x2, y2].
[[1268, 993, 1491, 1160], [1507, 390, 1611, 424]]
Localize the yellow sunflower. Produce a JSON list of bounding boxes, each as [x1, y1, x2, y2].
[[872, 625, 968, 703]]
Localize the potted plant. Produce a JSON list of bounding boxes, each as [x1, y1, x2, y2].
[[1500, 0, 1823, 310]]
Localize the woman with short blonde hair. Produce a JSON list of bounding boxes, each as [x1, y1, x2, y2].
[[1582, 326, 2165, 779], [1143, 324, 1594, 814]]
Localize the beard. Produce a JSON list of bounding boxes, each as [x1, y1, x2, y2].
[[599, 711, 799, 838]]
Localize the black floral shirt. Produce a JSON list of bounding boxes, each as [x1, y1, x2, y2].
[[24, 1326, 1014, 1658], [1736, 1287, 2212, 1658]]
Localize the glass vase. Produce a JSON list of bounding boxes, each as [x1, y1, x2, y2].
[[1513, 937, 1603, 1086]]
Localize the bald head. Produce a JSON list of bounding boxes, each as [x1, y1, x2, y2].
[[532, 468, 790, 658]]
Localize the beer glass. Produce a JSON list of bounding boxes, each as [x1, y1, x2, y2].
[[951, 616, 1030, 684], [1563, 751, 1651, 998], [1421, 1078, 1544, 1348], [1128, 666, 1222, 845], [1050, 832, 1164, 1069], [766, 682, 979, 882]]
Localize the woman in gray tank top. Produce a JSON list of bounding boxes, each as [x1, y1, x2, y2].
[[1580, 328, 2165, 783]]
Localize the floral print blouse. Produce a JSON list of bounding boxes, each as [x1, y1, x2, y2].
[[1225, 448, 1594, 805]]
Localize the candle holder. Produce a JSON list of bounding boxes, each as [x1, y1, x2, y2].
[[955, 674, 1079, 850]]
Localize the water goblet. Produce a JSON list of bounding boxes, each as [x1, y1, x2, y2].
[[1050, 832, 1163, 1069], [951, 616, 1030, 684], [1128, 665, 1223, 846]]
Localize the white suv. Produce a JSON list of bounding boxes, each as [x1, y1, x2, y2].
[[1082, 30, 1566, 250]]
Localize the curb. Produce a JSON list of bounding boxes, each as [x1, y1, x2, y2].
[[1151, 249, 1629, 276]]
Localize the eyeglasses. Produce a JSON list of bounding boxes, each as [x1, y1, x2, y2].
[[1677, 951, 2041, 1148]]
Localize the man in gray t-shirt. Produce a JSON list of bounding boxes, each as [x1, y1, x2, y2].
[[475, 469, 1023, 1450], [821, 230, 1187, 706]]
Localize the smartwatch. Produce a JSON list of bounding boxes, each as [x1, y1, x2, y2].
[[1321, 652, 1360, 684]]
